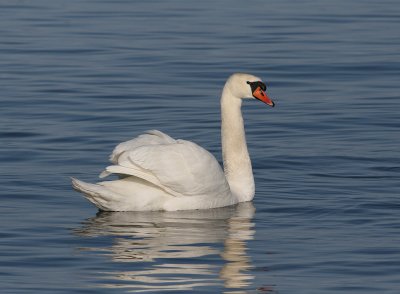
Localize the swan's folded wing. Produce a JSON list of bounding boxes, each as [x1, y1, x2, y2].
[[104, 139, 230, 198], [109, 130, 176, 164]]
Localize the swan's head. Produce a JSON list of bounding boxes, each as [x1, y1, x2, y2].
[[224, 73, 275, 107]]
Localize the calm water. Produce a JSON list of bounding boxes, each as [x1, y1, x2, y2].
[[1, 0, 400, 293]]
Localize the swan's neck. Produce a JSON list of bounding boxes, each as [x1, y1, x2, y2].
[[221, 88, 255, 202]]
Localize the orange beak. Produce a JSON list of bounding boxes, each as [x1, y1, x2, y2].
[[252, 86, 275, 107]]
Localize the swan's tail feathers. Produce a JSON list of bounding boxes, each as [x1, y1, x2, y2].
[[71, 177, 121, 211]]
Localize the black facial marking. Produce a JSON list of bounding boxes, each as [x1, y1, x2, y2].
[[247, 81, 266, 92]]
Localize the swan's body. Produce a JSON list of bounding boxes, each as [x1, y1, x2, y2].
[[72, 73, 274, 211]]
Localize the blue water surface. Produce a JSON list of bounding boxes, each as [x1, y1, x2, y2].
[[1, 0, 400, 293]]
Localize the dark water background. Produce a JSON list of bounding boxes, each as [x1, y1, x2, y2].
[[1, 0, 400, 293]]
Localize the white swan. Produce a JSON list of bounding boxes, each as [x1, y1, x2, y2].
[[72, 73, 275, 211]]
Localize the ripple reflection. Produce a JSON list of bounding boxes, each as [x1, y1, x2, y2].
[[75, 202, 256, 292]]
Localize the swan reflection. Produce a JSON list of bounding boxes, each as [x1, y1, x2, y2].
[[75, 202, 256, 292]]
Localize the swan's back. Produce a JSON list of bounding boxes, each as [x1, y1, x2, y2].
[[109, 130, 175, 163], [102, 130, 231, 199]]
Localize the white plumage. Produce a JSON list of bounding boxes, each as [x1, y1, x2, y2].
[[72, 73, 274, 211]]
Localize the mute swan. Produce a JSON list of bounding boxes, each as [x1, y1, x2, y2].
[[72, 73, 275, 211]]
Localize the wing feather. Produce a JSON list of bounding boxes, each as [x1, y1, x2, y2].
[[101, 131, 230, 198], [109, 130, 175, 163]]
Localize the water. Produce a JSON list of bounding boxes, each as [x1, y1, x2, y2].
[[1, 0, 399, 292]]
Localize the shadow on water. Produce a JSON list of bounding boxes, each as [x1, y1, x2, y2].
[[74, 202, 262, 293]]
